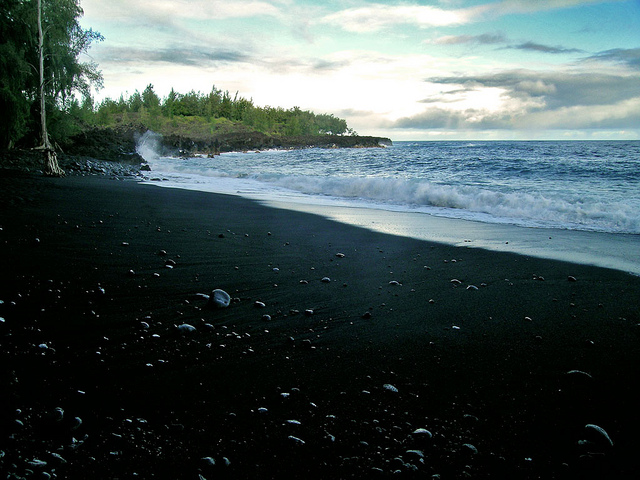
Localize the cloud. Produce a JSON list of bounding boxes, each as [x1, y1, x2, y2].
[[320, 3, 477, 33], [511, 42, 584, 54], [433, 33, 506, 45], [323, 0, 628, 33], [391, 69, 640, 131], [82, 0, 282, 22], [483, 0, 625, 15], [584, 48, 640, 69], [98, 45, 251, 67]]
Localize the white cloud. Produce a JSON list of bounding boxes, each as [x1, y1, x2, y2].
[[82, 0, 281, 24], [321, 3, 477, 33], [486, 0, 625, 15]]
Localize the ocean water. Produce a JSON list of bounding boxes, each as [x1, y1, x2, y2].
[[138, 135, 640, 274]]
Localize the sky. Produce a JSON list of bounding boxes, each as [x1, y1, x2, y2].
[[79, 0, 640, 140]]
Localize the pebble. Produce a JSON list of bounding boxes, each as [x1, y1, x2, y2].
[[583, 424, 613, 448], [566, 369, 592, 379], [209, 289, 231, 308], [461, 443, 478, 455], [176, 324, 196, 334], [322, 277, 331, 283], [412, 428, 433, 439], [466, 285, 479, 290], [388, 280, 401, 286], [568, 276, 578, 282], [71, 417, 83, 430], [383, 384, 399, 393], [288, 435, 306, 446], [254, 301, 266, 308], [262, 314, 272, 321]]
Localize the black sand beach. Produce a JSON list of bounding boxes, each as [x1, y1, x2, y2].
[[1, 172, 639, 479]]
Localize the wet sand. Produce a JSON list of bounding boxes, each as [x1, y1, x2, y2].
[[1, 173, 639, 479]]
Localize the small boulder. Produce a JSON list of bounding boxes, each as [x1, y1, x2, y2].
[[208, 289, 231, 308]]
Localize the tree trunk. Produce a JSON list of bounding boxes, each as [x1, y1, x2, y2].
[[37, 0, 64, 177]]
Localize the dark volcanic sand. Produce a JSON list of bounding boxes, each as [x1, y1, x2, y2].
[[1, 172, 639, 479]]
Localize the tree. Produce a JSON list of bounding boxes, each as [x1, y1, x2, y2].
[[0, 0, 31, 148], [0, 0, 103, 175], [37, 0, 65, 175]]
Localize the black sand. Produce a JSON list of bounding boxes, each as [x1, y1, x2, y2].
[[1, 173, 639, 479]]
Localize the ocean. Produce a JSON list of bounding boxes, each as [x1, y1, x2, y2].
[[138, 136, 640, 275]]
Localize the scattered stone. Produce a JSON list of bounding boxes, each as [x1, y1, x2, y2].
[[568, 276, 578, 282], [461, 443, 478, 455], [254, 301, 266, 308], [321, 277, 331, 283], [389, 280, 401, 286], [406, 449, 425, 459], [467, 285, 479, 290], [583, 424, 613, 448], [208, 289, 231, 308], [288, 435, 306, 446], [336, 253, 345, 258], [362, 311, 372, 319], [201, 457, 216, 467], [262, 314, 272, 322], [451, 279, 462, 285], [383, 384, 399, 393], [304, 309, 314, 316], [412, 428, 433, 439], [176, 324, 196, 334]]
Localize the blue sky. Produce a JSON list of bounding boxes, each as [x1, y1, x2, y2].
[[80, 0, 640, 140]]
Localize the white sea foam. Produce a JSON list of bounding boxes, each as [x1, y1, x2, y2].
[[143, 157, 640, 234], [138, 140, 640, 235], [137, 140, 640, 274]]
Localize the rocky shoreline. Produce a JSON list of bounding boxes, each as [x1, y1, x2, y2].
[[1, 125, 392, 178]]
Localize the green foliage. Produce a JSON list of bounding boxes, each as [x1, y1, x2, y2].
[[91, 86, 352, 138], [0, 0, 103, 148]]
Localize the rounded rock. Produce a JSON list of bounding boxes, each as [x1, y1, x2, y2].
[[208, 289, 231, 308]]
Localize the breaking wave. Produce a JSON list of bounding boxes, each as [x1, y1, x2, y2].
[[140, 140, 640, 235]]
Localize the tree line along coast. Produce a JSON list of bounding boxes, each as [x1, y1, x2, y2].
[[0, 1, 390, 176]]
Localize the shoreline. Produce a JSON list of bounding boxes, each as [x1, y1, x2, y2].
[[263, 199, 640, 276], [142, 179, 640, 277], [1, 173, 639, 478]]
